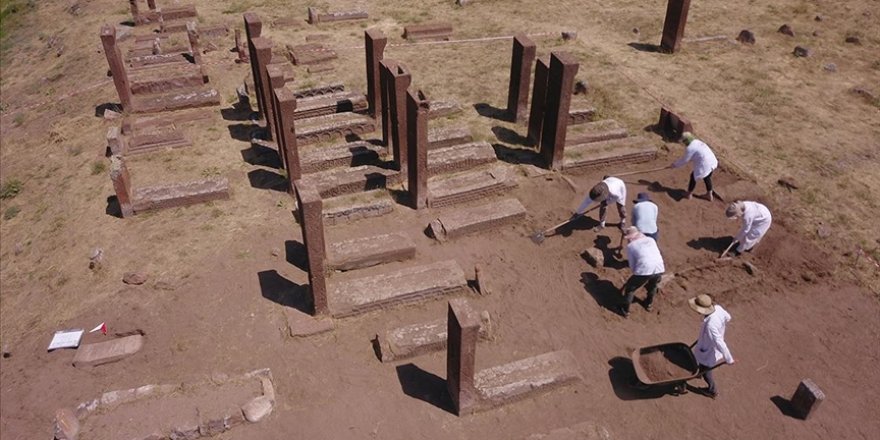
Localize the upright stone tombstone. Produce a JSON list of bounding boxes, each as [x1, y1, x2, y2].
[[406, 89, 429, 209], [381, 61, 412, 172], [266, 64, 286, 144], [100, 24, 133, 110], [243, 12, 263, 42], [294, 180, 329, 316], [250, 37, 275, 132], [660, 0, 691, 53], [146, 0, 157, 10], [379, 60, 396, 147], [446, 298, 481, 416], [364, 29, 388, 120], [273, 88, 301, 186], [110, 155, 134, 218], [657, 107, 693, 141], [186, 22, 202, 65], [526, 57, 550, 146], [540, 52, 579, 170], [506, 34, 536, 123], [790, 379, 826, 420]]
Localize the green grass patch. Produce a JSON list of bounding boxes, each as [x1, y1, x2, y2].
[[3, 206, 20, 220], [0, 179, 23, 199]]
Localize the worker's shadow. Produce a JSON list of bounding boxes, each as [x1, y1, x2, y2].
[[579, 272, 620, 314], [607, 357, 670, 400], [556, 215, 601, 237], [638, 179, 688, 201], [687, 236, 734, 253], [590, 235, 629, 270]]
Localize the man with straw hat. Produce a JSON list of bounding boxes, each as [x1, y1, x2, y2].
[[573, 176, 627, 230], [725, 200, 773, 256], [670, 132, 718, 201], [688, 294, 735, 399], [618, 226, 665, 317]]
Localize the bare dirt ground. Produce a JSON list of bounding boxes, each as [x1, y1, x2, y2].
[[1, 0, 879, 439]]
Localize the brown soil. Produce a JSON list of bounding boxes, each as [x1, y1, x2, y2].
[[637, 345, 696, 383], [1, 1, 879, 440]]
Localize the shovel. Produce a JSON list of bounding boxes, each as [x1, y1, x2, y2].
[[719, 239, 738, 259], [530, 204, 601, 244]]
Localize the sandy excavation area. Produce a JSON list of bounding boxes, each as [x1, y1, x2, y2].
[[1, 0, 878, 439]]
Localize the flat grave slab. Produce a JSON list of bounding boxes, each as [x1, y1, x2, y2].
[[327, 233, 416, 271], [328, 260, 469, 318], [428, 165, 517, 208], [72, 335, 144, 367], [132, 178, 229, 213], [322, 190, 395, 225], [287, 43, 338, 65], [428, 100, 463, 119], [301, 165, 401, 198], [428, 126, 473, 150], [297, 112, 376, 145], [377, 311, 492, 362], [129, 64, 206, 95], [568, 107, 597, 125], [429, 198, 526, 241], [562, 137, 657, 173], [404, 22, 453, 41], [301, 141, 386, 174], [565, 119, 628, 145], [131, 88, 221, 113], [294, 91, 368, 120], [474, 350, 581, 411], [428, 141, 497, 176]]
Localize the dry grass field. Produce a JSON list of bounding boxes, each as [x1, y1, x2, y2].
[[0, 0, 878, 438]]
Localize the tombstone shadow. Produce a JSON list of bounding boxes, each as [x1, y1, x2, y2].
[[247, 169, 288, 192], [628, 42, 662, 53], [220, 100, 254, 121], [94, 103, 122, 117], [257, 270, 312, 314], [473, 103, 509, 122], [770, 395, 801, 418], [638, 178, 688, 201], [395, 363, 455, 414], [284, 240, 309, 271], [608, 357, 672, 400], [579, 272, 622, 314], [105, 195, 123, 218], [491, 126, 533, 147], [241, 144, 282, 168], [227, 123, 258, 142], [687, 236, 733, 253], [593, 235, 629, 270], [491, 143, 543, 167]]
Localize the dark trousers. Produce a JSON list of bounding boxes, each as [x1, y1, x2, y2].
[[687, 170, 714, 193], [621, 273, 662, 312], [699, 364, 717, 394], [644, 230, 659, 244]]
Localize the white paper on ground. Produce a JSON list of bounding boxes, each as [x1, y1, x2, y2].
[[47, 329, 84, 351]]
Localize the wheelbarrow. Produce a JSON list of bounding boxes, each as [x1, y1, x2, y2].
[[630, 342, 723, 394]]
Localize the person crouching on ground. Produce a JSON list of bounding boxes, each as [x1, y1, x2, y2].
[[619, 226, 665, 317], [725, 200, 772, 256], [631, 192, 659, 243], [573, 176, 627, 230], [670, 132, 718, 201], [688, 294, 735, 399]]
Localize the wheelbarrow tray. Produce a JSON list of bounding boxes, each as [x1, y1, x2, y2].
[[631, 342, 701, 386]]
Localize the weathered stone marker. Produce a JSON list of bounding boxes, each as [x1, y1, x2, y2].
[[447, 298, 481, 416], [406, 89, 430, 209], [100, 24, 133, 110], [660, 0, 691, 53], [657, 107, 693, 141], [364, 29, 387, 120], [380, 61, 412, 171], [527, 57, 550, 145], [185, 21, 201, 65], [266, 64, 285, 146], [110, 155, 134, 217], [73, 335, 144, 367], [274, 88, 301, 187], [251, 37, 275, 136], [506, 34, 536, 123], [294, 180, 328, 315], [540, 52, 579, 170], [790, 379, 825, 420]]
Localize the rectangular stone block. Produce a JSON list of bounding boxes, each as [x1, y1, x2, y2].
[[301, 141, 385, 174], [790, 379, 825, 420], [427, 126, 473, 150], [563, 136, 657, 173], [567, 107, 597, 125], [294, 179, 328, 315], [301, 165, 401, 198], [427, 100, 463, 119], [308, 7, 368, 24], [287, 43, 338, 65], [131, 178, 230, 213], [129, 65, 206, 95], [326, 233, 415, 271], [660, 0, 691, 53], [430, 198, 526, 241], [294, 92, 367, 120], [364, 29, 387, 119], [427, 141, 497, 176], [658, 107, 693, 141], [378, 311, 490, 362], [540, 52, 579, 170], [406, 89, 430, 209], [565, 119, 628, 145], [293, 83, 345, 98], [507, 34, 536, 123], [474, 350, 582, 411], [328, 260, 468, 318], [403, 23, 453, 41], [131, 88, 221, 114], [73, 335, 144, 367], [296, 112, 376, 145], [428, 165, 516, 208], [447, 298, 481, 416], [322, 190, 395, 226]]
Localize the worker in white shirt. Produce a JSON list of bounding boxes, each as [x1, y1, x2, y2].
[[573, 176, 627, 230], [688, 294, 735, 399], [618, 226, 665, 317], [670, 132, 718, 201], [631, 192, 659, 243], [725, 201, 773, 255]]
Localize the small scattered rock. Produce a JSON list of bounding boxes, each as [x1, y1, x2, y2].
[[814, 15, 823, 22], [743, 261, 758, 276], [89, 248, 104, 270], [242, 396, 273, 422], [793, 46, 812, 57], [823, 63, 837, 72], [123, 272, 148, 285], [574, 80, 589, 95], [778, 24, 795, 37], [583, 248, 604, 268], [777, 177, 799, 191], [844, 36, 861, 45], [736, 30, 756, 45], [103, 109, 121, 120], [850, 86, 877, 103], [153, 279, 176, 291], [817, 225, 832, 238], [270, 248, 280, 257], [632, 27, 640, 35], [812, 31, 821, 37], [2, 344, 10, 358], [561, 31, 578, 41], [14, 242, 24, 255], [801, 272, 814, 282], [54, 407, 80, 440]]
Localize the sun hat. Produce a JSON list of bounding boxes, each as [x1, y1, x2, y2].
[[682, 132, 696, 145], [623, 226, 642, 241], [688, 294, 716, 315], [634, 192, 652, 204], [725, 201, 745, 218], [588, 182, 609, 201]]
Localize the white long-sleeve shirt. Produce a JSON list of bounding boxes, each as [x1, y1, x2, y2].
[[672, 139, 718, 179], [735, 201, 772, 250], [693, 305, 734, 367], [575, 177, 626, 214], [625, 235, 665, 276]]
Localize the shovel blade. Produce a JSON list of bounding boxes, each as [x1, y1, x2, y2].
[[530, 231, 546, 244]]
